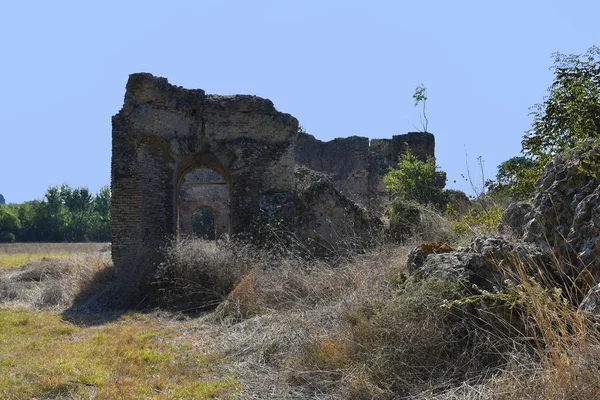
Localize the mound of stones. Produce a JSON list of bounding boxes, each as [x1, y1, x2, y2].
[[409, 139, 600, 313]]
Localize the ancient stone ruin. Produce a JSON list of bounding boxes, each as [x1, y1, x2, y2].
[[111, 73, 440, 271], [295, 131, 438, 213]]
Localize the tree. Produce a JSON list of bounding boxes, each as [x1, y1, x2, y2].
[[89, 185, 110, 241], [60, 184, 94, 241], [0, 193, 5, 204], [383, 147, 445, 205], [486, 156, 538, 199], [0, 205, 21, 242], [413, 83, 429, 132], [523, 46, 600, 160]]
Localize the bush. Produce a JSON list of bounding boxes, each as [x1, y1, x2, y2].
[[383, 147, 445, 206], [386, 198, 421, 240], [340, 277, 506, 397], [451, 203, 504, 237], [153, 238, 255, 310]]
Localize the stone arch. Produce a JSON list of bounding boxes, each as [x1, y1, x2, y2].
[[177, 157, 230, 239], [111, 73, 299, 271]]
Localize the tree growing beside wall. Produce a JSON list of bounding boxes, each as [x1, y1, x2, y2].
[[413, 84, 429, 133], [383, 147, 445, 206]]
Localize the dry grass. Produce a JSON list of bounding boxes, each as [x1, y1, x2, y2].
[[205, 238, 600, 399], [0, 307, 239, 399], [0, 253, 114, 309], [472, 258, 600, 400], [0, 242, 109, 270], [3, 237, 600, 399], [153, 238, 257, 311]]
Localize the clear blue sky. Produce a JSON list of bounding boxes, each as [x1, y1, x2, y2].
[[1, 1, 599, 203]]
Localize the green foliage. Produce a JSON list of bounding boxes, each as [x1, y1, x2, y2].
[[386, 198, 421, 240], [450, 203, 504, 236], [523, 46, 600, 160], [413, 83, 429, 132], [0, 205, 21, 243], [0, 185, 110, 242], [486, 156, 539, 200], [192, 207, 216, 240], [383, 147, 445, 205]]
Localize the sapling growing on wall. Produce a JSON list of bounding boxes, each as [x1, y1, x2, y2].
[[413, 83, 429, 132]]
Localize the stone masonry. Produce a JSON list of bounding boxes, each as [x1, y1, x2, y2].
[[111, 73, 298, 270], [111, 73, 441, 271], [295, 131, 437, 213]]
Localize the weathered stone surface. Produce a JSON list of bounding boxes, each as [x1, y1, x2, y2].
[[112, 73, 299, 272], [407, 236, 553, 292], [112, 73, 397, 273], [580, 283, 600, 314], [294, 131, 440, 213], [406, 241, 454, 272], [179, 167, 229, 238], [516, 139, 600, 286], [498, 202, 533, 237], [293, 166, 377, 254], [112, 72, 450, 277]]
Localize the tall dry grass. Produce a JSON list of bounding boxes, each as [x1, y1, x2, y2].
[[3, 233, 598, 398], [0, 251, 113, 309], [180, 234, 600, 399]]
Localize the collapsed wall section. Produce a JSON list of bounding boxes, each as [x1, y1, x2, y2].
[[294, 131, 438, 212]]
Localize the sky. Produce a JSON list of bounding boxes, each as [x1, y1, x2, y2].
[[1, 0, 599, 203]]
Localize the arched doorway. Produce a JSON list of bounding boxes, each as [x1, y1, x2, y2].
[[178, 165, 230, 239], [192, 206, 216, 240]]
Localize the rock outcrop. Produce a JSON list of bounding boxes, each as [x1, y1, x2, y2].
[[511, 139, 600, 287], [497, 202, 533, 237], [407, 236, 553, 293]]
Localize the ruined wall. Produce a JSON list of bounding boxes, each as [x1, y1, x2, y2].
[[111, 73, 444, 273], [179, 167, 229, 238], [294, 166, 375, 253], [295, 131, 437, 212], [111, 73, 298, 271]]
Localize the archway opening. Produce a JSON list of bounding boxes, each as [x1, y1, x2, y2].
[[177, 163, 230, 239], [192, 207, 216, 240]]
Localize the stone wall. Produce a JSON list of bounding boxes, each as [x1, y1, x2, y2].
[[294, 131, 437, 212], [111, 73, 442, 272], [111, 73, 298, 271]]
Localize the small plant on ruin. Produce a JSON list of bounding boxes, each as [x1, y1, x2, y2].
[[413, 83, 429, 132]]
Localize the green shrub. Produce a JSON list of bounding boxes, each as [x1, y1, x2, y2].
[[451, 203, 504, 236], [383, 148, 445, 206], [386, 198, 421, 240]]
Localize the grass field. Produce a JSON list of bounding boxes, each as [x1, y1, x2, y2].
[[0, 243, 108, 270], [0, 308, 239, 399], [2, 239, 598, 398], [0, 242, 240, 399]]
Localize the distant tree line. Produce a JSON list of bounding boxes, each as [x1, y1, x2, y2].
[[0, 185, 110, 243]]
